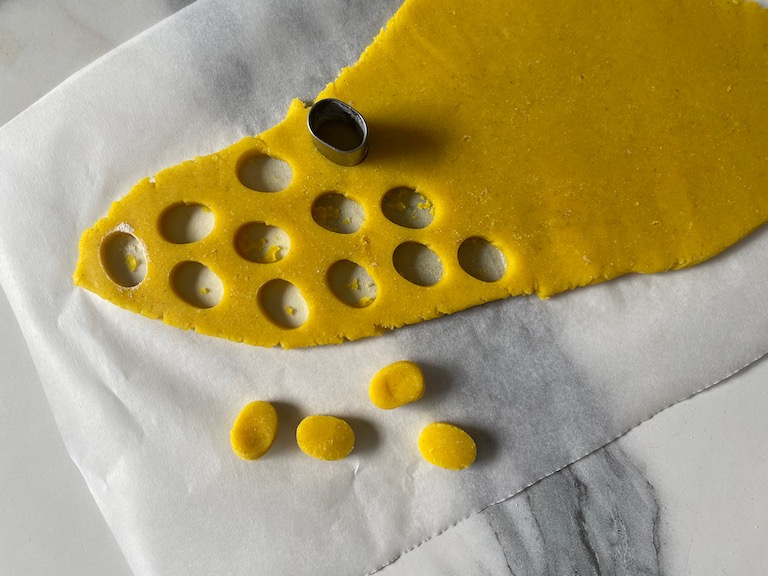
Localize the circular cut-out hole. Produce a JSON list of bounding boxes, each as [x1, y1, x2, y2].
[[159, 203, 215, 244], [258, 279, 308, 329], [458, 237, 507, 282], [311, 193, 364, 234], [171, 261, 223, 308], [392, 242, 443, 287], [327, 260, 377, 308], [382, 187, 434, 229], [235, 222, 290, 263], [100, 231, 147, 288], [237, 154, 292, 192]]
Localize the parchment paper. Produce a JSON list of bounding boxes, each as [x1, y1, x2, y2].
[[0, 0, 766, 574]]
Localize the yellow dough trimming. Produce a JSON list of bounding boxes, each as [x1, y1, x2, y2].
[[74, 0, 768, 348]]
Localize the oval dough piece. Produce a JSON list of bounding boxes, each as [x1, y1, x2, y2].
[[369, 360, 425, 410], [230, 400, 278, 460], [296, 415, 355, 461], [418, 422, 476, 470]]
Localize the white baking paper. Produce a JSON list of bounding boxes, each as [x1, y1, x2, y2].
[[0, 0, 766, 574]]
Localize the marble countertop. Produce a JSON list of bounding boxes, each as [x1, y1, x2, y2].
[[1, 1, 766, 574]]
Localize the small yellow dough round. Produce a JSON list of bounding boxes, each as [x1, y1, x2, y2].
[[296, 415, 355, 461], [418, 422, 476, 470], [230, 400, 278, 460], [369, 360, 425, 410]]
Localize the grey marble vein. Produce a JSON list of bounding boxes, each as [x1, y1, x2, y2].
[[166, 0, 196, 11], [379, 444, 662, 576], [484, 445, 661, 576]]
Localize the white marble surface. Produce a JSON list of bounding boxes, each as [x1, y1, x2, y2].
[[0, 2, 190, 575], [0, 1, 766, 575], [0, 0, 194, 124]]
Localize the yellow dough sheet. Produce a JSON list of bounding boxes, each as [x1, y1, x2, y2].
[[74, 0, 768, 348]]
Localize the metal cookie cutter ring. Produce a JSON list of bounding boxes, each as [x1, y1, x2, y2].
[[308, 98, 369, 166]]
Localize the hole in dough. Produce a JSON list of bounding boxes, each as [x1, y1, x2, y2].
[[235, 222, 290, 263], [382, 187, 434, 229], [237, 153, 292, 192], [458, 237, 507, 282], [327, 260, 377, 308], [311, 193, 364, 234], [258, 279, 308, 329], [393, 242, 443, 287], [171, 261, 223, 308], [100, 230, 147, 288], [159, 203, 215, 244]]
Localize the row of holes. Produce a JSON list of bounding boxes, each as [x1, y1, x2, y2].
[[156, 259, 377, 326], [102, 231, 506, 325], [104, 229, 506, 290], [101, 233, 372, 328], [310, 187, 435, 233], [158, 188, 432, 252], [239, 152, 436, 232], [172, 258, 379, 324]]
